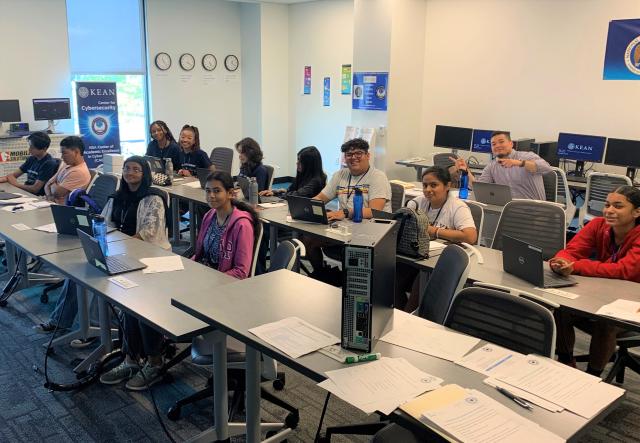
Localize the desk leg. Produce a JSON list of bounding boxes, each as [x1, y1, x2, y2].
[[5, 242, 17, 277], [171, 196, 180, 245], [97, 295, 113, 354], [245, 346, 261, 443], [189, 201, 196, 247], [17, 248, 28, 290], [270, 223, 278, 258], [212, 330, 229, 441], [46, 286, 100, 349]]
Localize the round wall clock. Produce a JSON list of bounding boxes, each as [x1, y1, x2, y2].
[[202, 54, 217, 71], [179, 53, 196, 71], [154, 52, 172, 71], [224, 54, 239, 72]]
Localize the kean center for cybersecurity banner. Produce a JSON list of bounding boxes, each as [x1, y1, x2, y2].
[[75, 82, 121, 168], [603, 18, 640, 80]]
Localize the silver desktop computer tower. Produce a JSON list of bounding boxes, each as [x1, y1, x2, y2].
[[341, 219, 398, 352]]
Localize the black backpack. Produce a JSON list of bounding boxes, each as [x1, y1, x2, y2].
[[392, 207, 430, 258]]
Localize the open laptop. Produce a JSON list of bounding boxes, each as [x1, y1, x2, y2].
[[473, 182, 512, 206], [196, 168, 211, 189], [502, 235, 576, 288], [287, 196, 329, 224], [51, 205, 94, 236], [77, 229, 146, 275]]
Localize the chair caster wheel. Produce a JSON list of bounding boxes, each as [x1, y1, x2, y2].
[[273, 374, 285, 391], [285, 412, 299, 429], [167, 405, 181, 421]]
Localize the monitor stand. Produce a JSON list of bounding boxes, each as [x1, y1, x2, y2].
[[45, 119, 57, 133], [626, 167, 637, 183], [573, 160, 585, 177]]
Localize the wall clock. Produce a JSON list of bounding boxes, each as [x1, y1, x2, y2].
[[179, 53, 196, 71], [224, 54, 239, 72], [202, 54, 217, 71], [154, 52, 171, 71]]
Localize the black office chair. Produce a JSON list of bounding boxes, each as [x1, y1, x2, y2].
[[210, 147, 234, 175], [604, 333, 640, 384], [87, 173, 119, 209], [390, 182, 405, 212]]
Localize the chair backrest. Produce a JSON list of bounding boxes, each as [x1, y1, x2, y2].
[[418, 244, 470, 324], [463, 200, 484, 245], [264, 164, 275, 190], [542, 171, 558, 203], [249, 221, 264, 278], [210, 147, 234, 175], [552, 167, 576, 227], [89, 168, 97, 180], [87, 173, 119, 210], [433, 152, 457, 170], [491, 200, 565, 260], [578, 172, 632, 227], [444, 287, 556, 357], [390, 182, 405, 212], [268, 239, 303, 272]]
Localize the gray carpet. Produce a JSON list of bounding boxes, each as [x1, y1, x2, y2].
[[0, 260, 639, 442]]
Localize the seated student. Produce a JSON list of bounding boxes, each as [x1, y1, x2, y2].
[[450, 131, 552, 200], [236, 137, 268, 191], [396, 166, 478, 311], [552, 185, 640, 376], [192, 171, 258, 279], [0, 131, 58, 196], [306, 138, 391, 276], [44, 136, 92, 204], [98, 156, 171, 389], [259, 146, 326, 199], [145, 120, 181, 170], [176, 124, 213, 177]]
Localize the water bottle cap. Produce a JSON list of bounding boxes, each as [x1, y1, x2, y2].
[[93, 215, 105, 222], [354, 187, 363, 195]]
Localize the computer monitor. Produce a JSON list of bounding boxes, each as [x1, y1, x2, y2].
[[0, 99, 21, 123], [604, 137, 640, 181], [33, 98, 71, 121], [434, 125, 472, 152], [471, 129, 494, 153], [556, 132, 606, 177]]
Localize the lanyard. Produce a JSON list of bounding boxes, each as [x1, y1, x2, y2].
[[427, 194, 448, 226], [346, 167, 370, 201], [610, 228, 621, 263]]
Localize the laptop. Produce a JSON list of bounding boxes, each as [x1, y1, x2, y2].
[[77, 229, 146, 275], [51, 205, 94, 236], [473, 182, 512, 206], [502, 235, 577, 288], [196, 168, 211, 189], [236, 175, 250, 200], [287, 196, 329, 224]]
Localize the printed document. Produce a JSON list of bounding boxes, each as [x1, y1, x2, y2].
[[249, 317, 339, 358], [140, 256, 184, 273], [596, 299, 640, 324], [455, 343, 524, 377]]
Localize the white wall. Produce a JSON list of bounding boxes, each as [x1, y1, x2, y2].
[[241, 2, 262, 152], [0, 0, 72, 135], [419, 0, 640, 174], [146, 0, 243, 161], [289, 0, 354, 176]]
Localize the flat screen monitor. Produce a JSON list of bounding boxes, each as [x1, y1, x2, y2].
[[0, 100, 21, 122], [434, 125, 472, 151], [471, 129, 494, 153], [33, 98, 71, 121], [556, 132, 606, 163], [604, 137, 640, 181]]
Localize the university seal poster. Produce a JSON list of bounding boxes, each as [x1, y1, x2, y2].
[[75, 82, 121, 167], [603, 18, 640, 80]]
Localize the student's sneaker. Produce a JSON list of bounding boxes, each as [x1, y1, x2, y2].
[[125, 362, 164, 391], [100, 361, 139, 385], [33, 321, 64, 334], [70, 337, 99, 348]]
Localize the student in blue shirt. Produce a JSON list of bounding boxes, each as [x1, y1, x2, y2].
[[236, 137, 268, 191], [0, 131, 58, 195], [145, 120, 181, 169], [177, 124, 213, 177]]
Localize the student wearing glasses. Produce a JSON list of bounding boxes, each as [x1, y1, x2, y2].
[[176, 124, 213, 177], [0, 131, 58, 196], [145, 120, 181, 170], [552, 186, 640, 376]]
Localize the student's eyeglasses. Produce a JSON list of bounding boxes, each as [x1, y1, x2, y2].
[[344, 150, 366, 159], [123, 166, 143, 174]]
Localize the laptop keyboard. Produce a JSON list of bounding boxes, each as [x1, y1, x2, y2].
[[543, 269, 573, 286], [106, 256, 134, 274]]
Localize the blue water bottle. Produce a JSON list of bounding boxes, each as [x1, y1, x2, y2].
[[459, 169, 469, 200], [353, 188, 363, 223], [92, 215, 109, 256]]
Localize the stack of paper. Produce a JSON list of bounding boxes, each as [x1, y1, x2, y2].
[[380, 310, 480, 361], [596, 299, 640, 324], [249, 317, 339, 358], [319, 357, 442, 415], [258, 202, 287, 209], [140, 256, 185, 273]]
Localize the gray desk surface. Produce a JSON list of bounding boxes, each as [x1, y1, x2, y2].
[[39, 238, 236, 341], [406, 183, 504, 214], [159, 179, 208, 205], [172, 269, 617, 442]]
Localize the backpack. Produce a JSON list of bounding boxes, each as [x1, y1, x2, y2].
[[392, 207, 430, 258], [66, 189, 102, 214]]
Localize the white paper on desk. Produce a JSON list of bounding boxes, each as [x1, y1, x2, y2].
[[11, 223, 31, 231], [495, 354, 624, 418], [249, 316, 339, 359], [596, 299, 640, 324], [0, 197, 37, 205], [2, 202, 39, 212], [30, 200, 53, 208], [483, 378, 563, 413], [182, 181, 202, 188], [33, 223, 57, 233], [140, 255, 184, 273], [319, 357, 442, 415], [258, 202, 287, 209], [429, 241, 446, 252], [455, 343, 524, 377], [380, 309, 480, 361], [421, 389, 564, 443]]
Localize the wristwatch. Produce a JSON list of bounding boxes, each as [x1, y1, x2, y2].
[[343, 208, 350, 218], [520, 160, 526, 167]]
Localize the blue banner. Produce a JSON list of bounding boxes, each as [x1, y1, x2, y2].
[[352, 72, 388, 111], [323, 77, 331, 107], [603, 19, 640, 80], [75, 81, 121, 167]]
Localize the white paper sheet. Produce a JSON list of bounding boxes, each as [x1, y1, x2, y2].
[[258, 202, 287, 209], [249, 317, 339, 358], [319, 357, 442, 415], [139, 255, 185, 273], [108, 276, 139, 289], [455, 343, 525, 377], [182, 181, 202, 188], [380, 309, 480, 361], [483, 378, 563, 413], [2, 202, 42, 212], [0, 197, 37, 206], [596, 299, 640, 324], [11, 223, 31, 231], [33, 223, 58, 233]]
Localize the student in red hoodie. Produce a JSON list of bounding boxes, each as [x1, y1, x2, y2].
[[552, 185, 640, 376], [192, 171, 259, 279]]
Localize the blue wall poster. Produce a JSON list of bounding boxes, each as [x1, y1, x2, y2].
[[75, 81, 121, 168], [603, 18, 640, 80], [352, 72, 388, 111], [323, 77, 331, 107]]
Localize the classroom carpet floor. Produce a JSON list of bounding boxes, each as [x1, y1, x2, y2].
[[1, 257, 639, 442]]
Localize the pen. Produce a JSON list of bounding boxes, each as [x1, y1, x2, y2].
[[496, 386, 533, 410], [344, 352, 381, 364]]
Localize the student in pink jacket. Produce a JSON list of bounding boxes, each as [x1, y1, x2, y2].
[[192, 171, 259, 279]]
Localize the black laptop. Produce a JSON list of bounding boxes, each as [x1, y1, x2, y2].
[[287, 196, 329, 224], [77, 229, 146, 275], [51, 205, 94, 236], [502, 235, 577, 288]]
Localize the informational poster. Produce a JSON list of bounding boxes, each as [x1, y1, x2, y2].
[[323, 77, 331, 107], [303, 66, 312, 94], [352, 72, 388, 111], [75, 82, 121, 168], [341, 64, 352, 94], [603, 18, 640, 80]]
